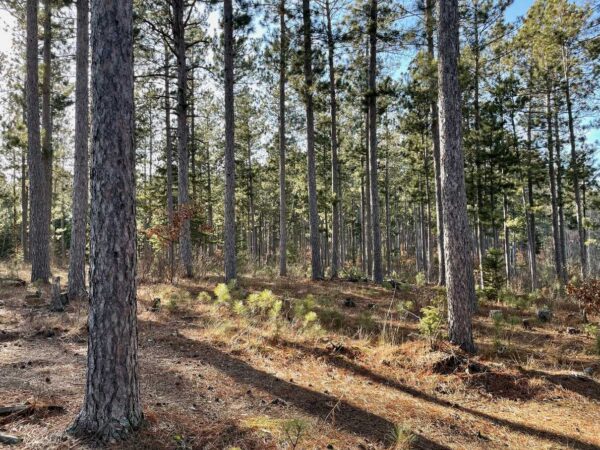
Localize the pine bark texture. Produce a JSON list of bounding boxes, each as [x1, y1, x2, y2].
[[42, 0, 53, 267], [27, 0, 51, 283], [278, 0, 287, 277], [164, 44, 175, 278], [302, 0, 322, 280], [325, 0, 341, 279], [69, 0, 142, 441], [172, 0, 193, 277], [563, 63, 587, 278], [223, 0, 237, 282], [425, 0, 446, 285], [437, 0, 475, 353], [68, 0, 90, 299], [368, 0, 382, 284]]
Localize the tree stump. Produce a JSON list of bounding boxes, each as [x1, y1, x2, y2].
[[50, 277, 65, 312]]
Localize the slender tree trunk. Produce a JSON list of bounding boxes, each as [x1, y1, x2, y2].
[[473, 1, 485, 290], [302, 0, 322, 280], [425, 0, 445, 285], [546, 81, 562, 283], [171, 0, 193, 277], [164, 43, 175, 279], [526, 96, 537, 291], [385, 132, 391, 275], [367, 0, 382, 284], [364, 142, 373, 277], [205, 135, 214, 256], [502, 186, 510, 285], [278, 0, 287, 276], [360, 170, 366, 274], [224, 0, 237, 281], [69, 0, 142, 440], [68, 0, 89, 299], [247, 138, 256, 260], [42, 0, 53, 266], [190, 69, 197, 202], [562, 47, 587, 278], [27, 0, 50, 282], [325, 0, 341, 279], [553, 95, 567, 283], [21, 145, 29, 262], [437, 0, 475, 353]]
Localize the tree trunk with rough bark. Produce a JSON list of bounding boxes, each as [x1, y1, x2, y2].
[[171, 0, 193, 278], [437, 0, 475, 353], [68, 0, 142, 441], [302, 0, 322, 280], [325, 0, 341, 279], [42, 0, 53, 263], [68, 0, 89, 299], [278, 0, 287, 277], [546, 82, 563, 284], [425, 0, 445, 286], [553, 96, 567, 284], [562, 48, 587, 278], [27, 0, 51, 283], [164, 43, 175, 279], [367, 0, 382, 284], [223, 0, 237, 282]]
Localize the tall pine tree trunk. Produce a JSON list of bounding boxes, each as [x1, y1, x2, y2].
[[367, 0, 382, 284], [278, 0, 287, 276], [172, 0, 193, 277], [27, 0, 51, 282], [437, 0, 475, 353], [69, 0, 142, 440], [164, 43, 175, 279], [325, 0, 341, 279], [525, 96, 538, 291], [68, 0, 89, 299], [562, 47, 587, 278], [302, 0, 322, 280], [546, 81, 563, 284], [425, 0, 445, 285], [42, 0, 53, 268], [223, 0, 237, 281], [553, 96, 567, 283]]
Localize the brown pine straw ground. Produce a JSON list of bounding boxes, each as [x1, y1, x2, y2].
[[1, 264, 599, 449]]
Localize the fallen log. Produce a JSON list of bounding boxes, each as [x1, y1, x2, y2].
[[0, 433, 22, 445], [0, 277, 26, 287], [0, 405, 28, 416]]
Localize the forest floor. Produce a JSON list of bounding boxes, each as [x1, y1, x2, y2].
[[1, 264, 599, 449]]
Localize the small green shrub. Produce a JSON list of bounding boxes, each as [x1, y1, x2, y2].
[[415, 272, 426, 287], [282, 419, 310, 449], [318, 307, 345, 330], [357, 311, 376, 332], [302, 311, 319, 328], [232, 300, 246, 316], [419, 306, 443, 347], [246, 289, 282, 320], [482, 248, 505, 301], [157, 286, 192, 312], [214, 283, 232, 304], [197, 291, 212, 303], [583, 323, 600, 355], [293, 295, 316, 318], [388, 422, 416, 449]]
